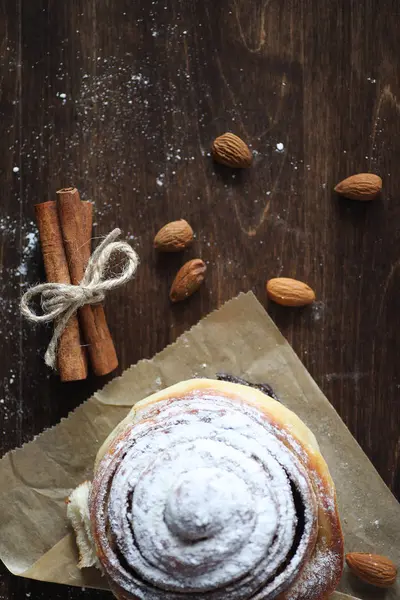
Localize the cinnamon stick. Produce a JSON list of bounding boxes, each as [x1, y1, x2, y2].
[[81, 201, 93, 267], [56, 188, 118, 376], [34, 202, 88, 381]]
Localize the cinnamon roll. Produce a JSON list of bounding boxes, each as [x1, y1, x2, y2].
[[69, 378, 344, 600]]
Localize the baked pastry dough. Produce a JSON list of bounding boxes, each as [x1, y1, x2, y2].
[[70, 379, 344, 599]]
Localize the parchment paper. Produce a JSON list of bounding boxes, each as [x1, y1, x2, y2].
[[0, 292, 399, 600]]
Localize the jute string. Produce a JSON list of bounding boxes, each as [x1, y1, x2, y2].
[[20, 228, 139, 370]]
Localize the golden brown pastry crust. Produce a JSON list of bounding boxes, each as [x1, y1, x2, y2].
[[90, 379, 343, 600]]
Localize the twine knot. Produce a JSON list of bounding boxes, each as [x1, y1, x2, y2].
[[20, 228, 139, 370]]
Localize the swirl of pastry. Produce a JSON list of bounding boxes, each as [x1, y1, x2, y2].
[[90, 379, 343, 600]]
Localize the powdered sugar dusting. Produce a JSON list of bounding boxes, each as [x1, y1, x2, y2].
[[88, 388, 340, 600], [285, 546, 340, 600]]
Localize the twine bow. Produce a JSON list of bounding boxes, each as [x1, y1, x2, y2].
[[20, 228, 139, 370]]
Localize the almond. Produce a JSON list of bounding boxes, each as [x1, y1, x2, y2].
[[211, 132, 252, 168], [266, 278, 315, 307], [154, 219, 194, 252], [334, 173, 382, 201], [170, 259, 206, 302], [346, 552, 397, 588]]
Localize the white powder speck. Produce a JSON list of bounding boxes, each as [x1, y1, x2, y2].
[[12, 166, 19, 173], [16, 229, 38, 277], [17, 263, 28, 276], [312, 302, 325, 322], [276, 142, 284, 152], [25, 231, 37, 253]]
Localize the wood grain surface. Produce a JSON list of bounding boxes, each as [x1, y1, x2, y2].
[[1, 1, 400, 598]]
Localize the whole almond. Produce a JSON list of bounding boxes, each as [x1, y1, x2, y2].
[[334, 173, 382, 201], [346, 553, 397, 588], [170, 259, 206, 302], [211, 132, 252, 168], [154, 219, 194, 252], [266, 278, 315, 307]]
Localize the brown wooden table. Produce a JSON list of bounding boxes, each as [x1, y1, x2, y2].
[[1, 1, 399, 598]]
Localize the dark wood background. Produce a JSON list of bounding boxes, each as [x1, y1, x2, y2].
[[1, 0, 400, 598]]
